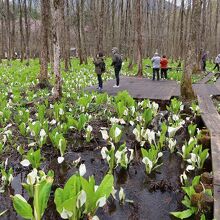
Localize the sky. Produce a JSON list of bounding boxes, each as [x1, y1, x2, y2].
[[167, 0, 182, 6]]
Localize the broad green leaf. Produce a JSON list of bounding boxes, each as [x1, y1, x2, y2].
[[12, 194, 33, 219], [170, 208, 194, 219], [95, 174, 114, 200]]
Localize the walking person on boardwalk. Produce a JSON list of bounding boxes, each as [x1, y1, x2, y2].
[[160, 55, 169, 79], [201, 51, 208, 72], [151, 52, 161, 80], [93, 52, 106, 91], [213, 54, 220, 72], [111, 47, 122, 88]]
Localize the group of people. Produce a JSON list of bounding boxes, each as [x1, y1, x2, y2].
[[151, 53, 169, 81], [93, 47, 122, 91], [94, 49, 220, 91], [94, 49, 170, 91]]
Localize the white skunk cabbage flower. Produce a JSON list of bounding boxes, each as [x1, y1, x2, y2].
[[119, 187, 125, 203], [79, 164, 86, 176], [27, 169, 38, 185], [115, 127, 122, 138], [58, 156, 65, 164], [100, 130, 109, 140], [20, 159, 31, 167], [60, 208, 73, 219], [76, 190, 86, 208], [96, 196, 106, 207]]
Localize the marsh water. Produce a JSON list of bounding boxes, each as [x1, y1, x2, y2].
[[0, 115, 212, 220]]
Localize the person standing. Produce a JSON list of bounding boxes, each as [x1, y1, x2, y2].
[[160, 55, 169, 79], [93, 52, 105, 91], [111, 47, 122, 88], [151, 52, 161, 80], [213, 54, 220, 72], [201, 51, 208, 71]]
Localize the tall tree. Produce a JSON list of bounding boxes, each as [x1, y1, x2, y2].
[[18, 0, 25, 62], [136, 0, 143, 77], [38, 0, 50, 88], [98, 0, 104, 52], [5, 0, 11, 63], [11, 0, 15, 59], [64, 0, 71, 71], [181, 0, 202, 100], [24, 0, 30, 65], [51, 0, 63, 99], [214, 0, 220, 54]]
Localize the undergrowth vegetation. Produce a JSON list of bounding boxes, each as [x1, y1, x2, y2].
[[0, 59, 213, 220]]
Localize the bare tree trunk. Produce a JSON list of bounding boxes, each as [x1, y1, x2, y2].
[[19, 0, 25, 62], [0, 0, 5, 62], [11, 0, 15, 59], [76, 0, 83, 64], [64, 0, 71, 71], [98, 0, 104, 52], [38, 0, 50, 88], [51, 0, 63, 99], [119, 0, 124, 52], [171, 0, 177, 60], [201, 0, 207, 51], [136, 0, 143, 77], [24, 0, 30, 65], [215, 0, 219, 54], [6, 0, 11, 64], [81, 0, 87, 64], [111, 0, 115, 48], [181, 0, 201, 100], [179, 0, 184, 59]]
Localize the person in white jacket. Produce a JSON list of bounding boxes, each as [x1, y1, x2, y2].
[[213, 54, 220, 71], [151, 52, 161, 80]]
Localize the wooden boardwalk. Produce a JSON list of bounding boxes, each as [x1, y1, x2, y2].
[[87, 76, 180, 100], [87, 75, 220, 100], [87, 72, 220, 219]]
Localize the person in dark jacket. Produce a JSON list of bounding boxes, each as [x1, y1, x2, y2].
[[202, 51, 208, 71], [93, 52, 105, 91], [111, 47, 122, 88]]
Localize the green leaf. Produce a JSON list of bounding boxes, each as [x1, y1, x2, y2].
[[80, 176, 96, 214], [192, 176, 200, 186], [170, 208, 195, 219], [95, 174, 114, 200], [182, 186, 195, 198], [34, 173, 54, 219], [200, 214, 206, 220], [205, 189, 213, 197], [181, 195, 192, 208], [12, 194, 33, 219], [143, 108, 153, 127]]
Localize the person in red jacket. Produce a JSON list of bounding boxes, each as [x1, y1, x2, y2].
[[160, 55, 168, 79]]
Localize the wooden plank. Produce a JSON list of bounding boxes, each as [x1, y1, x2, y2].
[[214, 184, 220, 219], [201, 113, 220, 134], [211, 134, 220, 186], [196, 72, 215, 84], [197, 96, 218, 114]]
